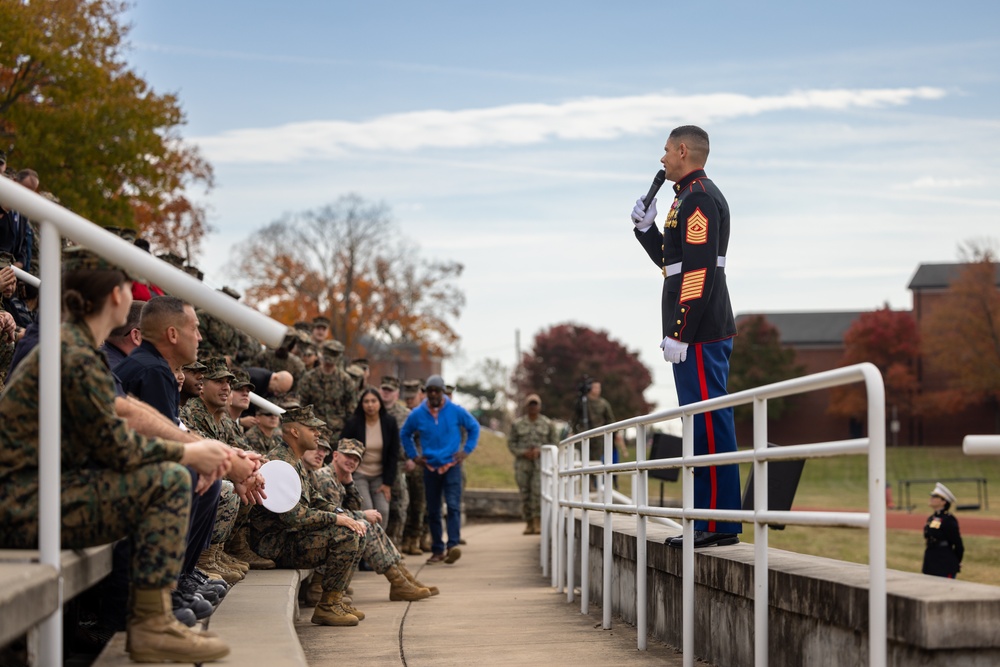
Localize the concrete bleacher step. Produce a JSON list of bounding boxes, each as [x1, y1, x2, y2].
[[0, 545, 114, 648], [93, 568, 309, 667]]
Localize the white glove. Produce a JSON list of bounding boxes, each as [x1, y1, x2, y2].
[[631, 197, 657, 232], [660, 336, 688, 364]]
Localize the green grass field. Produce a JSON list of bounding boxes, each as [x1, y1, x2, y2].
[[467, 433, 1000, 586]]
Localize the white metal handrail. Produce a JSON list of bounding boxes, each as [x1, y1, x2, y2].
[[0, 178, 288, 666], [963, 435, 1000, 456], [540, 362, 886, 667]]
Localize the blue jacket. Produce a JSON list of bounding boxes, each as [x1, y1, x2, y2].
[[401, 397, 480, 468]]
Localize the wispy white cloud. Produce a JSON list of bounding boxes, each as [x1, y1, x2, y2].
[[193, 87, 947, 163], [891, 176, 985, 190]]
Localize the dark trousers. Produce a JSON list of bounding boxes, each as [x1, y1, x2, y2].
[[672, 338, 742, 534], [182, 472, 222, 574], [424, 464, 463, 553]]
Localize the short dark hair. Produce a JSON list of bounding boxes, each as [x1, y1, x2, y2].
[[140, 295, 191, 339], [669, 125, 710, 163], [109, 300, 145, 339]]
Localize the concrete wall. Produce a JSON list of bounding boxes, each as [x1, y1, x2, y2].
[[572, 515, 1000, 666]]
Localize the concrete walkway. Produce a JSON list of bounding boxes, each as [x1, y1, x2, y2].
[[296, 521, 690, 666]]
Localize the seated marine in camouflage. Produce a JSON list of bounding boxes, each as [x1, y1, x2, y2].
[[0, 248, 231, 663], [304, 437, 436, 604], [248, 405, 368, 627]]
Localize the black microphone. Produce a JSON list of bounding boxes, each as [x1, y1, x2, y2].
[[642, 169, 666, 210]]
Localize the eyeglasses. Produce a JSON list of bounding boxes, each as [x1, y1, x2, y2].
[[425, 387, 443, 394]]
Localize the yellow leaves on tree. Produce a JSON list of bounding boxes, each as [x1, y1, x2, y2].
[[232, 194, 465, 359], [0, 0, 213, 258], [920, 258, 1000, 409]]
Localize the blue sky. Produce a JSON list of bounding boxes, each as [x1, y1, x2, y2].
[[124, 1, 1000, 411]]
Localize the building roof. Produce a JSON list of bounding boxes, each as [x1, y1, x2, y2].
[[735, 311, 866, 347], [908, 263, 1000, 290]]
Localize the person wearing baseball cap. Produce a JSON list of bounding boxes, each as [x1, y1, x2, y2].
[[248, 404, 375, 627], [922, 482, 964, 578], [400, 374, 480, 564], [508, 394, 560, 535]]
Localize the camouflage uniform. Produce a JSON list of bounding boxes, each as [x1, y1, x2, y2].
[[508, 411, 559, 522], [249, 441, 363, 593], [0, 330, 15, 392], [177, 366, 241, 547], [244, 426, 281, 457], [0, 320, 190, 588], [298, 366, 358, 444], [258, 347, 307, 381], [196, 309, 239, 361], [385, 400, 411, 543], [310, 466, 402, 574], [179, 396, 225, 441]]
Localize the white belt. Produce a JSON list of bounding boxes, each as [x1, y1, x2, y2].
[[664, 256, 726, 278]]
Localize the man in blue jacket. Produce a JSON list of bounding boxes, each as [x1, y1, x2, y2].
[[400, 375, 480, 564]]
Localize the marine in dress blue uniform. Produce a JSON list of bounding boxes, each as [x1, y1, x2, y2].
[[632, 125, 741, 545]]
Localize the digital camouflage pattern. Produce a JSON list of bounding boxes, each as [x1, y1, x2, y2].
[[0, 331, 15, 392], [244, 425, 281, 457], [385, 401, 411, 542], [297, 366, 359, 443], [248, 441, 363, 592], [211, 480, 240, 545], [179, 396, 225, 441], [0, 320, 190, 587], [508, 413, 560, 521], [258, 348, 306, 383], [310, 466, 402, 574]]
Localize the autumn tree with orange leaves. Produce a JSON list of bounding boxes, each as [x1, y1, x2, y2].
[[0, 0, 213, 258], [828, 305, 921, 423], [920, 242, 1000, 425], [231, 194, 465, 358]]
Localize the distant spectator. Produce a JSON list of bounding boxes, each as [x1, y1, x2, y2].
[[923, 482, 964, 578], [341, 387, 400, 530]]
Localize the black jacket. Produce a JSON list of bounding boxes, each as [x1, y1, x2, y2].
[[922, 509, 963, 577], [341, 412, 400, 487], [635, 169, 736, 344]]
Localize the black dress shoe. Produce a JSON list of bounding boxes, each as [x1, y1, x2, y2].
[[666, 530, 740, 549]]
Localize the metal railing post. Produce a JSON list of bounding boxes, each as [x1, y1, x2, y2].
[[635, 423, 648, 650], [567, 442, 577, 603], [577, 441, 587, 609], [865, 367, 887, 667], [682, 414, 695, 667], [753, 397, 769, 667], [602, 431, 613, 629], [38, 221, 63, 667]]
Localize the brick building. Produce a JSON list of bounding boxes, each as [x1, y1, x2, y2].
[[735, 263, 1000, 448]]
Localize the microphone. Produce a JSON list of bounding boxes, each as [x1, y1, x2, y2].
[[642, 169, 666, 210]]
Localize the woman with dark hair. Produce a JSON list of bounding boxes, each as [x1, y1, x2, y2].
[[922, 482, 964, 578], [341, 386, 399, 529], [0, 247, 231, 662]]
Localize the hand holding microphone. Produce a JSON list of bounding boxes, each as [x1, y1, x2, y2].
[[632, 198, 657, 232], [631, 168, 666, 232]]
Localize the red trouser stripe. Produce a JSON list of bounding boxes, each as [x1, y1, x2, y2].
[[695, 344, 718, 532]]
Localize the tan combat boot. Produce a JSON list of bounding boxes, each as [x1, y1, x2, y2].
[[402, 537, 421, 556], [311, 590, 360, 627], [399, 562, 439, 596], [226, 528, 276, 570], [218, 548, 250, 574], [127, 588, 230, 663], [523, 520, 534, 535], [339, 596, 366, 621], [301, 574, 323, 607], [532, 517, 542, 534], [386, 564, 432, 601], [197, 545, 242, 586]]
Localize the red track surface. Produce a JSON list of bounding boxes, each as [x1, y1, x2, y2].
[[883, 509, 1000, 537]]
